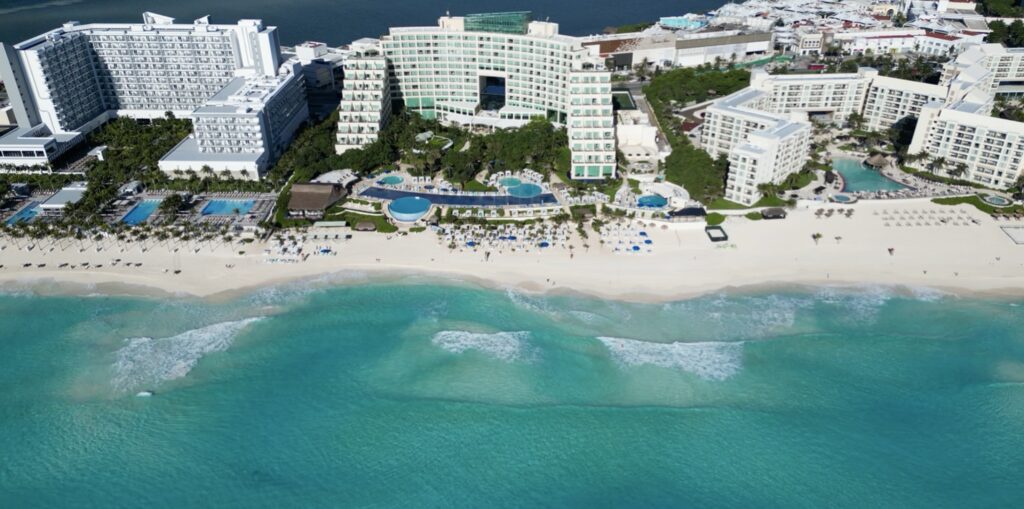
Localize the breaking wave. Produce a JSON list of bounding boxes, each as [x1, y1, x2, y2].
[[598, 336, 743, 381], [112, 317, 263, 392], [431, 330, 532, 362]]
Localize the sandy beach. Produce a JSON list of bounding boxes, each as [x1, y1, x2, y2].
[[2, 198, 1023, 302]]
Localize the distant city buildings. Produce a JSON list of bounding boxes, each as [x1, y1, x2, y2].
[[0, 12, 310, 179]]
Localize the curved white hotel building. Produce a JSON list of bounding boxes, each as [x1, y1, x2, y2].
[[337, 12, 617, 180]]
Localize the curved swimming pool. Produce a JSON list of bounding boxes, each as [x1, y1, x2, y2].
[[508, 183, 542, 198], [637, 194, 668, 208], [980, 194, 1012, 207], [377, 175, 404, 186], [389, 196, 431, 222], [499, 177, 522, 188]]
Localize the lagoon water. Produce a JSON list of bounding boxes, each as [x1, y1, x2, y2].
[[1, 278, 1023, 506], [0, 0, 719, 47]]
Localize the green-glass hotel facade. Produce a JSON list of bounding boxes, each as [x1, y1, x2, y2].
[[336, 12, 616, 180]]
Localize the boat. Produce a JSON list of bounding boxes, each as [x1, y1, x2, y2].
[[135, 391, 154, 397]]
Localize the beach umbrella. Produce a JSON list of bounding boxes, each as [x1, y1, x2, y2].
[[466, 241, 476, 247], [539, 241, 550, 248], [644, 239, 653, 245], [639, 231, 648, 236], [632, 245, 640, 252]]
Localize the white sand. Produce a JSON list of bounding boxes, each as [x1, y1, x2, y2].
[[2, 198, 1023, 301]]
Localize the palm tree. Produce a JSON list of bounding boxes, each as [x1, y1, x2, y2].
[[930, 157, 947, 174], [950, 163, 968, 178]]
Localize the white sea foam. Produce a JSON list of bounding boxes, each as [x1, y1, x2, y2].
[[505, 289, 552, 315], [598, 336, 743, 381], [112, 317, 263, 392], [431, 330, 532, 362]]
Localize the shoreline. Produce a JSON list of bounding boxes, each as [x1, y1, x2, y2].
[[2, 199, 1024, 304]]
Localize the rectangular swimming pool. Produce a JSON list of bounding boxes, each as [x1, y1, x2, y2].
[[5, 202, 39, 225], [360, 187, 558, 207], [122, 200, 161, 225], [200, 199, 255, 216]]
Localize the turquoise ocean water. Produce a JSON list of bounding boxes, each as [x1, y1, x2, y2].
[[1, 278, 1023, 507]]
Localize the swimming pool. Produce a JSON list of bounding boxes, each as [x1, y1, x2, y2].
[[980, 194, 1012, 207], [499, 177, 522, 188], [637, 194, 668, 208], [508, 183, 543, 198], [377, 175, 404, 186], [833, 158, 907, 192], [361, 187, 558, 207], [831, 194, 857, 204], [201, 199, 255, 216], [389, 196, 431, 222], [122, 200, 161, 225], [5, 202, 39, 225]]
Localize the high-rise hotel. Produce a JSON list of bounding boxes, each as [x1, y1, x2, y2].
[[337, 12, 617, 180], [0, 12, 309, 179]]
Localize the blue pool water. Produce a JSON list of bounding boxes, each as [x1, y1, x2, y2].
[[834, 158, 907, 192], [499, 177, 522, 188], [508, 183, 543, 198], [200, 199, 255, 216], [122, 200, 161, 225], [377, 175, 404, 186], [637, 194, 668, 208], [5, 202, 39, 225], [362, 187, 558, 207], [388, 196, 431, 222], [0, 282, 1022, 507]]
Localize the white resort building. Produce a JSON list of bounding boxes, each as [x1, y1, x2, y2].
[[700, 45, 1024, 204], [335, 12, 616, 180], [0, 12, 309, 179], [335, 42, 391, 154]]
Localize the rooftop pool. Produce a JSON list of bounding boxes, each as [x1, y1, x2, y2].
[[834, 158, 907, 193], [5, 202, 39, 225], [122, 199, 161, 225], [201, 199, 255, 216]]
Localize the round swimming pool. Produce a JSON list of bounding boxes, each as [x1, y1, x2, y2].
[[377, 175, 404, 186], [980, 194, 1012, 207], [637, 194, 668, 208], [499, 177, 522, 188], [831, 194, 857, 204], [388, 196, 431, 222], [508, 183, 542, 198]]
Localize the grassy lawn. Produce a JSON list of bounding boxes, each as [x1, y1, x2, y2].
[[899, 166, 988, 190], [708, 195, 790, 210], [744, 211, 763, 220], [340, 212, 398, 233], [462, 180, 497, 192], [706, 212, 726, 226], [783, 171, 816, 190], [627, 178, 642, 194], [932, 195, 1024, 215]]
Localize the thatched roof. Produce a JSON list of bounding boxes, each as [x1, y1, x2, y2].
[[287, 183, 347, 211], [761, 207, 788, 220], [354, 222, 376, 232], [865, 154, 888, 168]]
